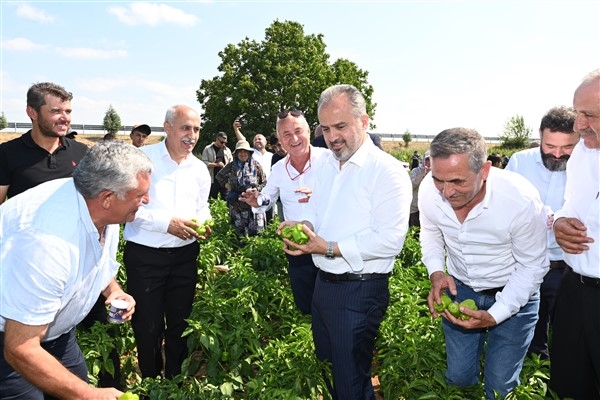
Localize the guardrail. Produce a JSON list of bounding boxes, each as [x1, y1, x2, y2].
[[0, 122, 165, 134]]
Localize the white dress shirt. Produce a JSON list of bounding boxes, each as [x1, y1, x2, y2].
[[554, 139, 600, 278], [253, 149, 273, 178], [505, 147, 566, 262], [0, 178, 119, 340], [419, 167, 549, 324], [303, 139, 412, 274], [123, 141, 211, 248], [254, 146, 329, 221]]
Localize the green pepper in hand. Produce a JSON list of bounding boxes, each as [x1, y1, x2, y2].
[[459, 298, 478, 320], [447, 302, 461, 318], [434, 293, 452, 313]]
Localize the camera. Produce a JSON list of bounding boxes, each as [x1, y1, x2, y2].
[[237, 113, 248, 127]]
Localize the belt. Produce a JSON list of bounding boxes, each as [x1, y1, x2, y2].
[[128, 241, 192, 254], [319, 270, 390, 282], [569, 268, 600, 289], [549, 260, 567, 269], [480, 286, 504, 296]]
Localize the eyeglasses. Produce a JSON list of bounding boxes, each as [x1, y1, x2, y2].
[[277, 110, 304, 120], [285, 157, 311, 181]]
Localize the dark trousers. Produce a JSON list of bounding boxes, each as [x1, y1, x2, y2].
[[527, 267, 564, 359], [209, 181, 226, 200], [124, 241, 200, 379], [311, 272, 389, 400], [0, 329, 88, 400], [286, 253, 319, 315], [79, 295, 122, 389], [550, 267, 600, 400]]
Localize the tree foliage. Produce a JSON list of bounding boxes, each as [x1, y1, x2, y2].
[[0, 112, 7, 130], [402, 129, 412, 148], [103, 105, 122, 136], [500, 115, 532, 148], [196, 20, 375, 151]]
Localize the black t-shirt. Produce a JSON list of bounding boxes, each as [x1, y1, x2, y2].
[[212, 144, 225, 176], [0, 130, 89, 199]]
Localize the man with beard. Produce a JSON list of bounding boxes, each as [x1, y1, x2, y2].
[[505, 106, 579, 360], [0, 82, 125, 389], [0, 82, 88, 204], [550, 68, 600, 400]]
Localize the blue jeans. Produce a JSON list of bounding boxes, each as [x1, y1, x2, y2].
[[443, 280, 539, 399]]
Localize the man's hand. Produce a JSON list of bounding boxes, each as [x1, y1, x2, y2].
[[238, 188, 260, 207], [443, 306, 497, 329], [427, 272, 456, 318], [294, 187, 312, 203], [554, 217, 594, 254], [277, 221, 323, 255]]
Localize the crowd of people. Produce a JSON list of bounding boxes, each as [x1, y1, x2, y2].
[[0, 67, 598, 400]]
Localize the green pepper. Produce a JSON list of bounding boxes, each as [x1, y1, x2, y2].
[[281, 226, 294, 239], [447, 302, 461, 318], [292, 224, 309, 245], [459, 298, 478, 320], [434, 293, 452, 313]]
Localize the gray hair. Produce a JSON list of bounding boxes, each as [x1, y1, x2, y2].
[[73, 141, 153, 199], [581, 68, 600, 84], [429, 128, 487, 172], [164, 105, 198, 125], [27, 82, 73, 112], [317, 84, 367, 119]]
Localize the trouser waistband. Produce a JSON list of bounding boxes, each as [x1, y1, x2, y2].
[[319, 270, 390, 282]]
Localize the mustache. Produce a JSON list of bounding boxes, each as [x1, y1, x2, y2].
[[182, 138, 196, 145]]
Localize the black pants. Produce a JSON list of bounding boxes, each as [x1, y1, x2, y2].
[[124, 241, 200, 379], [79, 295, 122, 389], [286, 253, 318, 315], [550, 267, 600, 399], [209, 182, 226, 200]]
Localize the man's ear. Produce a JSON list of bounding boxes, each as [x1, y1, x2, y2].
[[26, 106, 38, 121], [99, 190, 114, 210], [481, 161, 492, 181]]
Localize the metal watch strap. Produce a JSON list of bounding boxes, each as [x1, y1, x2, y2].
[[326, 241, 335, 259]]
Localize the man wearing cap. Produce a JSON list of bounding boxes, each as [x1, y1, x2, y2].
[[409, 150, 431, 227], [202, 131, 233, 200], [130, 124, 151, 148]]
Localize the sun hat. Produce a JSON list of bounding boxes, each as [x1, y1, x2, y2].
[[234, 140, 252, 153]]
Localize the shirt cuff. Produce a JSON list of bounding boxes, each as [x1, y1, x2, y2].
[[338, 237, 364, 272]]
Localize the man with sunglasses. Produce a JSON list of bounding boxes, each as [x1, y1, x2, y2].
[[240, 108, 329, 315], [202, 131, 233, 200], [276, 85, 411, 400], [420, 128, 548, 399]]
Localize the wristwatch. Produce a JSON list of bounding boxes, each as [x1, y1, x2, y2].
[[326, 241, 335, 259], [257, 194, 270, 207]]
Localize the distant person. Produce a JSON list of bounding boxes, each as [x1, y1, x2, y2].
[[129, 123, 151, 148], [549, 68, 600, 400], [410, 150, 421, 169], [103, 133, 117, 141], [409, 150, 430, 227], [233, 120, 273, 178], [487, 154, 502, 168], [66, 128, 77, 139], [0, 140, 150, 399], [216, 140, 267, 237], [421, 128, 548, 400], [123, 105, 212, 379], [505, 106, 579, 360], [0, 82, 124, 389], [281, 84, 411, 399], [312, 123, 383, 150], [269, 132, 287, 166], [202, 131, 233, 200]]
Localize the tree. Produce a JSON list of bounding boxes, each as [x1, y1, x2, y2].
[[196, 20, 375, 151], [402, 129, 412, 148], [500, 115, 531, 148], [0, 112, 7, 130], [103, 105, 122, 138]]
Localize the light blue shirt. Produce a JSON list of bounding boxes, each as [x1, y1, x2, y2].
[[505, 147, 566, 262], [0, 178, 119, 341]]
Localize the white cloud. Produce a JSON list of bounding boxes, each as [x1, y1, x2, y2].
[[55, 47, 128, 60], [1, 37, 48, 51], [16, 4, 55, 23], [108, 2, 199, 27]]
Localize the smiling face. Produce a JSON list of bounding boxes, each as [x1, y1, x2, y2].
[[27, 94, 71, 138], [573, 76, 600, 148], [253, 134, 266, 151], [109, 171, 151, 224], [318, 93, 368, 164], [539, 129, 579, 171], [277, 115, 310, 159], [430, 153, 490, 211], [163, 106, 201, 161], [130, 131, 149, 148], [235, 149, 251, 163]]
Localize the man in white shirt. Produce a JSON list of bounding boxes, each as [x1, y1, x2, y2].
[[505, 106, 579, 359], [0, 141, 150, 399], [123, 105, 212, 379], [420, 128, 548, 399], [550, 68, 600, 400], [281, 84, 412, 399], [239, 110, 329, 314]]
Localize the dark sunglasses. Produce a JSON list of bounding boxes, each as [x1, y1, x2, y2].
[[277, 109, 304, 119]]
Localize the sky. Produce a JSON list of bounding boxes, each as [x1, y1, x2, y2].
[[1, 0, 599, 138]]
